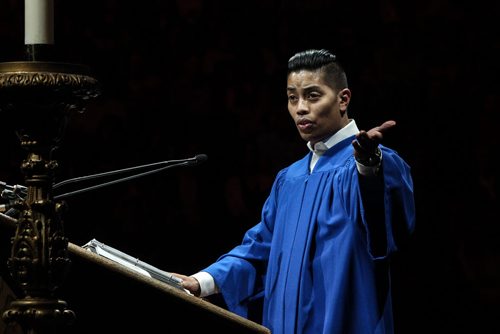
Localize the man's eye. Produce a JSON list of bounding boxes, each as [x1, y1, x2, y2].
[[288, 95, 298, 102], [308, 93, 321, 100]]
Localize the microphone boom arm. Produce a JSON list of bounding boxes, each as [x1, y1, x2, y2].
[[53, 155, 205, 190], [53, 154, 207, 200]]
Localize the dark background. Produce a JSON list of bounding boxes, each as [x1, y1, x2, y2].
[[1, 0, 499, 333]]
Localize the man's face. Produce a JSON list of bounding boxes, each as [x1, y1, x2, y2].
[[287, 69, 350, 146]]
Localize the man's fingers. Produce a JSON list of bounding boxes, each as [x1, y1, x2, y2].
[[376, 120, 396, 133], [354, 120, 397, 155], [365, 120, 396, 138]]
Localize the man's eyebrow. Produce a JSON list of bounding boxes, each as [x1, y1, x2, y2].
[[303, 84, 322, 89], [287, 84, 321, 91]]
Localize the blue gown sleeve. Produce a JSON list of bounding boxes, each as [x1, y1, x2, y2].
[[356, 146, 416, 259]]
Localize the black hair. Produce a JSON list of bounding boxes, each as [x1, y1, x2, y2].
[[287, 49, 348, 91]]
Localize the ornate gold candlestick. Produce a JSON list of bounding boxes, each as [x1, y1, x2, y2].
[[0, 61, 100, 333]]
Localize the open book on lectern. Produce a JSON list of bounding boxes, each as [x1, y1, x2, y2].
[[82, 238, 191, 294]]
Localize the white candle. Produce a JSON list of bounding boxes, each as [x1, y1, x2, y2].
[[24, 0, 54, 44]]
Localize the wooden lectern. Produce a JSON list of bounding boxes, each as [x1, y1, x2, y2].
[[1, 247, 271, 333], [1, 214, 270, 333], [66, 243, 270, 333]]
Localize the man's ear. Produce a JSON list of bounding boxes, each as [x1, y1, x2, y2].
[[339, 88, 351, 104], [339, 88, 351, 114]]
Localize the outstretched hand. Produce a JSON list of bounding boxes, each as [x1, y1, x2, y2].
[[352, 120, 396, 165]]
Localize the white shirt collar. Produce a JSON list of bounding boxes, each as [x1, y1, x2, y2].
[[307, 119, 359, 172], [307, 119, 359, 155]]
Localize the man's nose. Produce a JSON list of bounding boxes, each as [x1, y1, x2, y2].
[[297, 99, 309, 114]]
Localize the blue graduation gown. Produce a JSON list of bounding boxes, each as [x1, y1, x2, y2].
[[202, 136, 416, 334]]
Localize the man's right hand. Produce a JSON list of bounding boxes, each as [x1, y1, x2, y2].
[[171, 273, 201, 297]]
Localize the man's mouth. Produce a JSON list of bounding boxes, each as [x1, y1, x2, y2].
[[297, 119, 313, 131]]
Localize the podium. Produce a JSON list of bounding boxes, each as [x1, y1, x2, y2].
[[1, 214, 270, 333], [65, 242, 270, 333]]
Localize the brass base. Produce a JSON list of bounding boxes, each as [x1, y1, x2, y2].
[[2, 298, 75, 328]]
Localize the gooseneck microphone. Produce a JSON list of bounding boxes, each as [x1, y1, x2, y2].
[[0, 154, 208, 213], [52, 154, 208, 191], [52, 154, 208, 200], [191, 154, 208, 165], [0, 154, 208, 214]]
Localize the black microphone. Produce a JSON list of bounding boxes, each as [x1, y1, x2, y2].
[[188, 154, 208, 166]]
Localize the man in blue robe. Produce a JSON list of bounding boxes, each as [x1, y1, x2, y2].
[[175, 49, 416, 334]]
